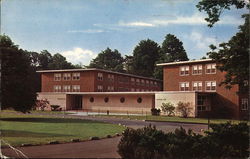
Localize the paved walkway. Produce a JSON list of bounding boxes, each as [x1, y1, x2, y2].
[[2, 113, 208, 158]]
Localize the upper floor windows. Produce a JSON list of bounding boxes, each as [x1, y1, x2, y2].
[[54, 73, 61, 81], [193, 81, 202, 91], [179, 82, 189, 91], [72, 85, 80, 92], [192, 65, 202, 75], [180, 66, 189, 76], [97, 73, 103, 81], [241, 98, 249, 110], [205, 81, 216, 91], [108, 74, 114, 82], [206, 63, 216, 74], [54, 85, 61, 92], [63, 73, 71, 81], [72, 73, 80, 80]]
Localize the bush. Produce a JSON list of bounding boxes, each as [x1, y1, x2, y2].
[[161, 102, 175, 116], [176, 102, 193, 118], [35, 99, 49, 111], [151, 108, 161, 116], [50, 105, 61, 111], [118, 122, 249, 159]]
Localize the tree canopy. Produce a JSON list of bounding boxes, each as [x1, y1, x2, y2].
[[130, 39, 161, 77], [88, 47, 124, 72]]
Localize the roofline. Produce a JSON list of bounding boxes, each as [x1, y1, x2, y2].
[[156, 59, 214, 66], [36, 68, 162, 81]]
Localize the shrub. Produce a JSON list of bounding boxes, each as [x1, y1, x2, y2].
[[118, 122, 249, 159], [161, 102, 175, 116], [35, 99, 49, 111], [176, 102, 193, 118], [50, 105, 61, 111], [151, 108, 161, 116]]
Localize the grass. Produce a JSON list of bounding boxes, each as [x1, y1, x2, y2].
[[0, 113, 125, 147], [95, 114, 249, 125], [1, 109, 73, 115]]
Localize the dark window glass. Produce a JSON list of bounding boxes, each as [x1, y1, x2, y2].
[[104, 97, 109, 103], [89, 97, 94, 103], [120, 97, 125, 103], [137, 97, 142, 103]]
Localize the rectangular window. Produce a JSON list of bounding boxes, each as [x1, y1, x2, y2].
[[107, 86, 114, 92], [241, 98, 249, 110], [72, 85, 80, 92], [54, 73, 61, 81], [97, 73, 103, 81], [136, 79, 140, 85], [193, 81, 202, 91], [72, 73, 80, 80], [63, 85, 71, 92], [197, 95, 210, 111], [97, 85, 103, 92], [141, 79, 145, 86], [192, 65, 202, 75], [206, 63, 216, 74], [108, 74, 114, 82], [154, 81, 157, 86], [180, 66, 189, 76], [205, 81, 216, 91], [131, 88, 135, 91], [63, 73, 71, 81], [53, 85, 61, 92], [146, 80, 149, 86], [150, 81, 154, 86], [179, 82, 189, 91]]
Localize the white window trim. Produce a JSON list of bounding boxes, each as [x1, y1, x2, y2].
[[241, 98, 249, 110], [179, 66, 190, 76], [192, 65, 202, 75], [179, 82, 189, 91], [205, 63, 216, 74], [192, 81, 202, 91], [205, 81, 216, 92], [72, 73, 80, 81]]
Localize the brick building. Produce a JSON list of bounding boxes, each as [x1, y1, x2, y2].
[[157, 59, 249, 119]]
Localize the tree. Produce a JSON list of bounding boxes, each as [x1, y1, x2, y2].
[[0, 35, 37, 112], [176, 102, 193, 118], [154, 34, 188, 79], [48, 53, 75, 70], [196, 0, 248, 27], [197, 1, 249, 88], [131, 39, 160, 77], [88, 47, 124, 72], [161, 102, 175, 116]]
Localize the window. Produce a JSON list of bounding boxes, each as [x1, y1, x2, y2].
[[136, 79, 140, 85], [131, 78, 135, 84], [141, 80, 145, 86], [206, 63, 216, 74], [150, 81, 154, 86], [54, 73, 61, 81], [119, 76, 129, 83], [137, 97, 142, 103], [63, 73, 71, 81], [53, 85, 61, 92], [180, 66, 189, 76], [72, 85, 80, 92], [120, 97, 125, 103], [131, 88, 135, 91], [136, 88, 140, 92], [241, 98, 248, 110], [89, 97, 94, 103], [154, 81, 157, 86], [193, 81, 202, 91], [197, 95, 210, 111], [72, 73, 80, 80], [146, 80, 149, 86], [97, 85, 103, 92], [192, 65, 202, 75], [107, 86, 114, 92], [179, 82, 189, 91], [63, 85, 71, 92], [205, 81, 216, 91], [97, 73, 103, 81], [108, 74, 114, 82], [104, 97, 109, 103]]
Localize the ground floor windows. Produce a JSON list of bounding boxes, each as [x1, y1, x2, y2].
[[97, 85, 103, 92], [89, 97, 94, 103], [72, 85, 80, 92], [137, 97, 142, 103], [197, 95, 210, 111], [179, 82, 189, 91], [104, 97, 109, 103], [63, 85, 71, 92], [205, 81, 216, 91], [120, 97, 125, 103], [54, 85, 61, 92], [241, 98, 249, 110], [193, 81, 202, 91]]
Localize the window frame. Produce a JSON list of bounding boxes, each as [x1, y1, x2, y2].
[[179, 66, 189, 76], [179, 82, 189, 91]]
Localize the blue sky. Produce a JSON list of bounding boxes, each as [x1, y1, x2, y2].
[[1, 0, 248, 65]]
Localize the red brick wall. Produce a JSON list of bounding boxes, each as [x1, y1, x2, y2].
[[163, 62, 240, 119]]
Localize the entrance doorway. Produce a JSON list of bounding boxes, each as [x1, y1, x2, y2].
[[73, 95, 82, 110]]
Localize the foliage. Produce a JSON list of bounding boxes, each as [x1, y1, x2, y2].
[[161, 102, 175, 116], [207, 14, 249, 89], [154, 34, 188, 80], [118, 122, 249, 159], [151, 108, 161, 116], [176, 102, 193, 118], [196, 0, 248, 27], [88, 47, 124, 72], [50, 105, 61, 111], [130, 39, 160, 77], [35, 99, 50, 111], [0, 35, 37, 112]]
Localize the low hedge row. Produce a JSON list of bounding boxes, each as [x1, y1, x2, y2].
[[118, 122, 249, 159]]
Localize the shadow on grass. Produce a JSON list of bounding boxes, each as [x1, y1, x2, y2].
[[1, 130, 73, 137], [0, 117, 101, 124]]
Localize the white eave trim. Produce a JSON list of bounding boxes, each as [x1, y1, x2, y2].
[[156, 59, 214, 66]]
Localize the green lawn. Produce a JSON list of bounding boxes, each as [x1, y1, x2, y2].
[[96, 114, 249, 125], [0, 113, 125, 147]]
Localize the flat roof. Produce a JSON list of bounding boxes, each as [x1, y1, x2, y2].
[[36, 68, 162, 81], [156, 59, 213, 66]]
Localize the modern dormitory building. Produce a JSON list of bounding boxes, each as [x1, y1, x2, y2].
[[157, 59, 249, 119], [37, 59, 249, 119]]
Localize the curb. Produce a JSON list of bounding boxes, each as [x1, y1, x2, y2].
[[144, 120, 208, 125]]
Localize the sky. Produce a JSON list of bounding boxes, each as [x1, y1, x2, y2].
[[1, 0, 248, 66]]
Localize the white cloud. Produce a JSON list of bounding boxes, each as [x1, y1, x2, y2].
[[61, 48, 97, 65], [118, 21, 155, 27], [68, 29, 105, 33], [189, 31, 217, 50]]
